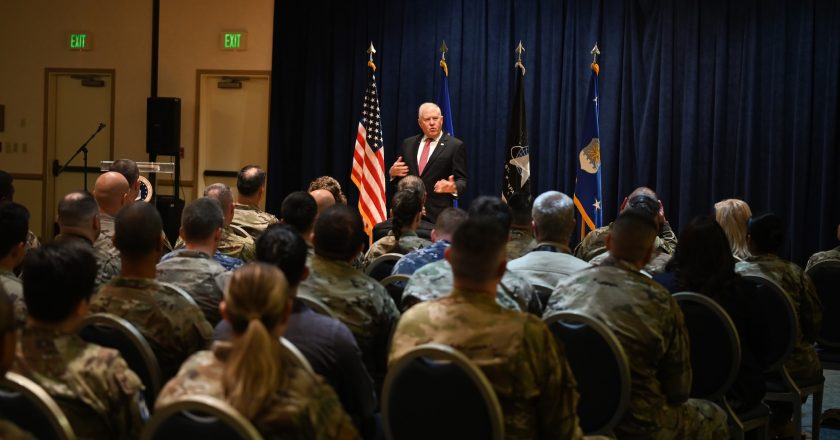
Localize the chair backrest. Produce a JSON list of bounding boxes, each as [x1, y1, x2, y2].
[[365, 253, 403, 281], [380, 274, 410, 306], [544, 311, 631, 435], [382, 343, 504, 440], [0, 372, 76, 440], [159, 282, 200, 308], [673, 292, 741, 401], [805, 259, 840, 347], [142, 395, 263, 440], [77, 313, 163, 406], [279, 337, 314, 374], [741, 274, 798, 373], [296, 293, 337, 319]]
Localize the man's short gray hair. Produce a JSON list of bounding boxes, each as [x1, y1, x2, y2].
[[204, 183, 233, 210], [418, 102, 441, 118], [532, 191, 575, 243]]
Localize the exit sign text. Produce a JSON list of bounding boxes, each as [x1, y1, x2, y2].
[[67, 32, 93, 51], [220, 31, 248, 51]]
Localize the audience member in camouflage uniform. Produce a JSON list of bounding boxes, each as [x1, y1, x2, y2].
[[392, 207, 468, 277], [298, 205, 400, 391], [0, 202, 29, 327], [372, 176, 435, 242], [589, 247, 671, 276], [54, 191, 120, 290], [92, 171, 130, 263], [158, 264, 360, 439], [806, 223, 840, 271], [391, 217, 586, 440], [0, 170, 40, 258], [14, 242, 146, 439], [507, 191, 590, 290], [92, 202, 212, 379], [158, 198, 229, 325], [404, 196, 540, 313], [0, 286, 35, 439], [363, 189, 431, 267], [505, 192, 536, 260], [735, 213, 823, 381], [545, 209, 729, 439], [205, 183, 256, 262], [231, 165, 279, 241], [574, 187, 678, 262]]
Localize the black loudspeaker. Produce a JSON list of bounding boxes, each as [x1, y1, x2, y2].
[[146, 97, 181, 156], [155, 195, 184, 247]]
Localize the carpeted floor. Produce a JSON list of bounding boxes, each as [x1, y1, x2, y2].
[[803, 370, 840, 439]]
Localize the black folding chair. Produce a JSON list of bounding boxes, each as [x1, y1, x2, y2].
[[543, 311, 631, 436], [0, 372, 75, 440], [382, 343, 504, 440], [365, 253, 403, 281], [142, 395, 262, 440]]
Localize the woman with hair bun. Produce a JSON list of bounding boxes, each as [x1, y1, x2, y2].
[[156, 263, 359, 439]]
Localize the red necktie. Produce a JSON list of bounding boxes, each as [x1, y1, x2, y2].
[[418, 138, 433, 175]]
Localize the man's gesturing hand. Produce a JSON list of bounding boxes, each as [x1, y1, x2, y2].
[[389, 156, 409, 178]]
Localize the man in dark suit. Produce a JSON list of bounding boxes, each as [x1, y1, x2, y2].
[[389, 102, 467, 222]]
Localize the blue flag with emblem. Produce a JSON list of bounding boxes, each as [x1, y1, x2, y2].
[[573, 52, 603, 240], [436, 42, 455, 137]]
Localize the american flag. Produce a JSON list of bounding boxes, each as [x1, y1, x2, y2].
[[351, 67, 386, 239]]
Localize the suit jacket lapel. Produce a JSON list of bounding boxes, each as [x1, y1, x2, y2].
[[408, 135, 422, 176], [422, 134, 449, 175]]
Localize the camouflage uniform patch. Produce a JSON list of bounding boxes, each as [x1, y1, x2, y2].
[[156, 249, 229, 325], [298, 255, 399, 390], [390, 288, 585, 440], [806, 246, 840, 271], [231, 203, 279, 241], [736, 255, 823, 379], [401, 259, 541, 315], [91, 276, 213, 378], [589, 250, 672, 276], [506, 227, 537, 261], [156, 341, 359, 440], [574, 222, 678, 262], [14, 326, 146, 439], [0, 267, 26, 328], [544, 256, 728, 439], [363, 231, 431, 268]]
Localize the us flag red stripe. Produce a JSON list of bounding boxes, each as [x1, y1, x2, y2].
[[351, 67, 386, 239]]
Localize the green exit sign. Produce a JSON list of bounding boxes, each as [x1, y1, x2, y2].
[[220, 31, 248, 51], [67, 32, 93, 51]]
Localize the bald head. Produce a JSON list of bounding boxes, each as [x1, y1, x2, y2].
[[310, 189, 336, 214], [93, 172, 130, 216], [532, 191, 575, 244]]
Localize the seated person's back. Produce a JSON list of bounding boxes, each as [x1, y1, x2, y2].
[[157, 197, 229, 325], [391, 218, 585, 440], [92, 202, 212, 379], [297, 205, 400, 390], [363, 189, 431, 266], [545, 209, 728, 439], [734, 213, 822, 380], [14, 242, 145, 439], [157, 263, 359, 439]]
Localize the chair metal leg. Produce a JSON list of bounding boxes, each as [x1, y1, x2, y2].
[[812, 389, 823, 440]]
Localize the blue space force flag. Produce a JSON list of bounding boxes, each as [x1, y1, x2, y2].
[[573, 62, 603, 240], [437, 59, 455, 137]]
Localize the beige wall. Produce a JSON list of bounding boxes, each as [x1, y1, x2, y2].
[[0, 0, 274, 238]]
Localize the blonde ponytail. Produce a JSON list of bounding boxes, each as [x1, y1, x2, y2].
[[221, 263, 290, 419]]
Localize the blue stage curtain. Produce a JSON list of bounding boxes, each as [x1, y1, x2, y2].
[[268, 0, 840, 265]]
